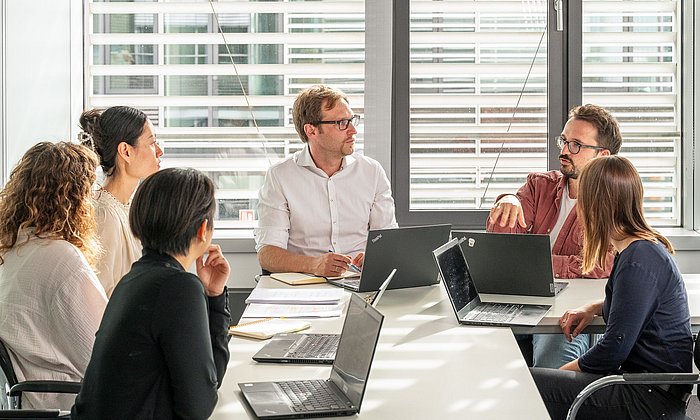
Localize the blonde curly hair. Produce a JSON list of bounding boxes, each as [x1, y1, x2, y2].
[[0, 142, 101, 267]]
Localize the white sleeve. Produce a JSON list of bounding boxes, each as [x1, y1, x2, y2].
[[254, 168, 291, 252], [369, 163, 398, 230]]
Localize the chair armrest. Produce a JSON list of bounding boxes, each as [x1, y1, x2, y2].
[[8, 380, 81, 397], [567, 373, 700, 420], [0, 409, 69, 418]]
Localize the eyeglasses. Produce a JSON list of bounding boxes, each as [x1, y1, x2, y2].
[[556, 136, 607, 155], [314, 114, 360, 131]]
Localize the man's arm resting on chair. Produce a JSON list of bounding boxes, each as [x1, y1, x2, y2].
[[258, 245, 352, 277]]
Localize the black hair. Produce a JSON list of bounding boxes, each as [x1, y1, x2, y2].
[[130, 168, 216, 257], [79, 106, 148, 176]]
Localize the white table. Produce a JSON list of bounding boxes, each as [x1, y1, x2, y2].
[[212, 277, 550, 419]]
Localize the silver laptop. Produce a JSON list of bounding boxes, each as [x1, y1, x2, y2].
[[433, 238, 550, 327], [329, 224, 451, 292], [452, 231, 568, 297], [239, 293, 384, 419], [252, 269, 395, 365]]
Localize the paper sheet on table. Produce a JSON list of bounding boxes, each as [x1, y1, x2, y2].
[[246, 288, 345, 305], [242, 303, 345, 318]]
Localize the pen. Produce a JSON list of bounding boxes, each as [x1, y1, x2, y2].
[[328, 249, 362, 273]]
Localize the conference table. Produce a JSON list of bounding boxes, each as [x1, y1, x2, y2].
[[211, 274, 700, 419]]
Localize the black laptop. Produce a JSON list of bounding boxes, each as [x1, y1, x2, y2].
[[329, 224, 451, 292], [252, 269, 396, 365], [452, 231, 568, 297], [239, 293, 384, 419], [228, 288, 253, 327], [434, 238, 551, 327]]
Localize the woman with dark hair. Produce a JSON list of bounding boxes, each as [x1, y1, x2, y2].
[[72, 168, 230, 419], [79, 106, 163, 296], [0, 142, 107, 410], [530, 155, 692, 419]]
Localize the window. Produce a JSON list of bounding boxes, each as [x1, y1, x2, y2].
[[394, 0, 687, 228], [86, 0, 367, 229]]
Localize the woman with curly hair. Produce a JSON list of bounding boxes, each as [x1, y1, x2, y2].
[[0, 142, 108, 410], [79, 106, 163, 297]]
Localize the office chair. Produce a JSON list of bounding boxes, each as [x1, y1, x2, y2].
[[567, 333, 700, 419], [0, 339, 81, 418]]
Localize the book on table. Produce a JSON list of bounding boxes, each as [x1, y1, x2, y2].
[[229, 318, 311, 340], [270, 272, 327, 285]]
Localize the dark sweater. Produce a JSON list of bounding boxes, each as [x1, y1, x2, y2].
[[72, 250, 230, 420], [578, 240, 692, 375]]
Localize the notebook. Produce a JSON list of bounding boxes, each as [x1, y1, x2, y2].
[[252, 269, 395, 364], [452, 231, 569, 297], [240, 293, 384, 418], [433, 237, 551, 327], [230, 318, 311, 340], [328, 224, 451, 292], [271, 272, 327, 285]]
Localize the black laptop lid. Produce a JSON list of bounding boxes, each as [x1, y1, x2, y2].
[[358, 224, 451, 292], [328, 294, 384, 411], [228, 288, 252, 326], [433, 238, 479, 316]]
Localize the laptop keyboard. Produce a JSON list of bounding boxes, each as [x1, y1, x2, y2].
[[285, 334, 339, 359], [469, 303, 523, 323], [278, 380, 350, 412]]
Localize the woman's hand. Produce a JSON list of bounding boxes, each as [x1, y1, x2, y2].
[[559, 301, 602, 342], [196, 244, 230, 297]]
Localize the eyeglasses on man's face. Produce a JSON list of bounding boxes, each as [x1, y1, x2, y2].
[[314, 114, 361, 131], [556, 136, 607, 155]]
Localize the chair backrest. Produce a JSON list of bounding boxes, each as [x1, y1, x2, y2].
[[0, 339, 18, 409], [694, 333, 700, 400]]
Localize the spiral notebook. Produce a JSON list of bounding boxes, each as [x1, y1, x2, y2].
[[229, 318, 311, 340]]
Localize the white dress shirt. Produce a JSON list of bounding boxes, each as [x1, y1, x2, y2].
[[93, 191, 142, 297], [254, 145, 398, 257], [0, 233, 107, 410]]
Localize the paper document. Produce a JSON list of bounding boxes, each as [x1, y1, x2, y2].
[[242, 303, 345, 318], [246, 288, 345, 305], [326, 270, 361, 281]]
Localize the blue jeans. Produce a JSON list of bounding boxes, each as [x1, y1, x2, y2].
[[532, 333, 590, 368]]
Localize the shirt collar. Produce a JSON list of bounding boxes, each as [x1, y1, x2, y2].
[[142, 248, 185, 271], [295, 144, 357, 173]]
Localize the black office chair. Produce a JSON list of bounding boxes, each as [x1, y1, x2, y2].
[[566, 333, 700, 419], [0, 339, 81, 419]]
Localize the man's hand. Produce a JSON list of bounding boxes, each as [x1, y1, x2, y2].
[[196, 244, 230, 297], [559, 304, 597, 342], [488, 194, 526, 228], [311, 252, 352, 277], [352, 252, 365, 268]]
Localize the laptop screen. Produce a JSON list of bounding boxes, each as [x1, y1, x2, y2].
[[434, 238, 478, 313], [329, 293, 383, 409]]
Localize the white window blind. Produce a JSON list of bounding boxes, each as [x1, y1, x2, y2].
[[86, 0, 366, 229]]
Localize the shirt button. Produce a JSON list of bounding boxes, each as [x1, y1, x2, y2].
[[555, 274, 560, 278]]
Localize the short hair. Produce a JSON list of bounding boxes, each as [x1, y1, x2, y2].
[[292, 85, 349, 143], [79, 106, 149, 176], [0, 142, 100, 266], [577, 155, 672, 274], [130, 168, 216, 257], [569, 104, 622, 154]]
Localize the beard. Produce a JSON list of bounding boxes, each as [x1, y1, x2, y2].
[[559, 154, 578, 179]]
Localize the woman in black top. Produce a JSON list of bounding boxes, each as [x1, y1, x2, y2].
[[530, 156, 692, 419], [72, 168, 231, 419]]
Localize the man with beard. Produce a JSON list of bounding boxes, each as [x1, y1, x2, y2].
[[487, 104, 622, 368], [255, 85, 397, 277]]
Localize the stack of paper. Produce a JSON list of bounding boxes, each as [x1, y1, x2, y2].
[[242, 288, 346, 318]]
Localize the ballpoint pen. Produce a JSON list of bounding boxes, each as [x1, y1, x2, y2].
[[328, 249, 362, 273]]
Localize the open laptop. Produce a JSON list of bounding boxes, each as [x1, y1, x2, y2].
[[329, 224, 451, 292], [452, 231, 568, 297], [252, 269, 395, 365], [434, 238, 550, 327], [228, 288, 253, 327], [239, 293, 384, 419]]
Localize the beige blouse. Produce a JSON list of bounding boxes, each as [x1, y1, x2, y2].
[[0, 233, 107, 410], [93, 190, 142, 297]]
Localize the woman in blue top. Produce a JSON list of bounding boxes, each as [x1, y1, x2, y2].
[[530, 155, 692, 419]]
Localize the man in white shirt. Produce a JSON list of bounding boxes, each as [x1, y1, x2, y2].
[[254, 85, 398, 277]]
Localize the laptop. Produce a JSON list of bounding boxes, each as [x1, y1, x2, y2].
[[433, 238, 551, 327], [329, 224, 451, 292], [452, 231, 569, 297], [228, 288, 253, 327], [239, 293, 384, 419], [252, 269, 395, 365]]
